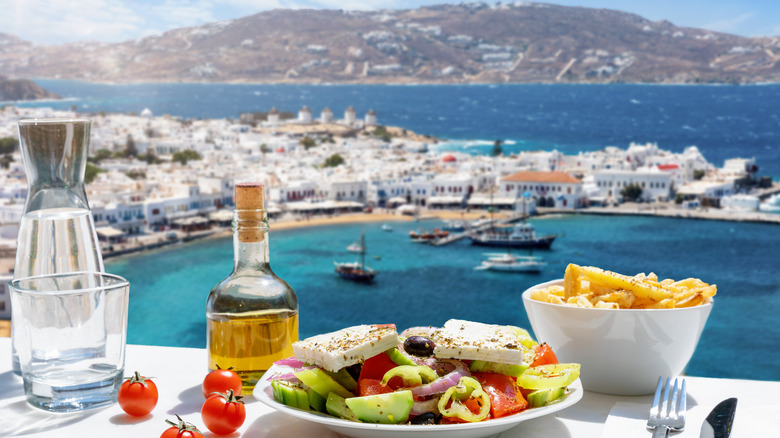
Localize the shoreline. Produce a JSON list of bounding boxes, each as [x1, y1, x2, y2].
[[100, 204, 780, 262], [101, 210, 508, 260]]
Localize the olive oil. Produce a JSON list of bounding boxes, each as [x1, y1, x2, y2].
[[208, 311, 298, 390], [206, 183, 299, 391]]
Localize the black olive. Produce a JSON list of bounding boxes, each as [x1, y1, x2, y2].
[[404, 336, 435, 357], [410, 412, 438, 425]]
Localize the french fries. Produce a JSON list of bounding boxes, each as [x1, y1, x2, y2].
[[530, 263, 716, 309]]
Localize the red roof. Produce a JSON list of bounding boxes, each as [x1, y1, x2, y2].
[[658, 164, 679, 170], [276, 147, 285, 153], [501, 171, 580, 184], [442, 154, 457, 162]]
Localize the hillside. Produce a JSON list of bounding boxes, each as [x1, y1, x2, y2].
[[0, 2, 778, 84], [0, 75, 60, 100]]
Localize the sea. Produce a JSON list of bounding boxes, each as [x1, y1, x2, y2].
[[13, 81, 780, 381]]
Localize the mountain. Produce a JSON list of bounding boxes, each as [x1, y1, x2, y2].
[[0, 2, 778, 84], [0, 75, 61, 101]]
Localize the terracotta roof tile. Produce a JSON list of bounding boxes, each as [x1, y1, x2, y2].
[[501, 171, 581, 184]]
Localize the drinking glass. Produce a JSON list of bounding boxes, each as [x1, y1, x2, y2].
[[10, 272, 129, 412]]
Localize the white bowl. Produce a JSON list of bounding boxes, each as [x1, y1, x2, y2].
[[522, 279, 713, 396]]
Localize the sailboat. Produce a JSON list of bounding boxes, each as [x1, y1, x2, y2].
[[335, 231, 376, 283]]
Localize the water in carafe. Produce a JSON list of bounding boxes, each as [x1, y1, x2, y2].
[[12, 119, 104, 374]]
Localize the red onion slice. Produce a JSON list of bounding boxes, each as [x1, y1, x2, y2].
[[410, 396, 441, 416], [410, 369, 470, 397], [274, 357, 307, 368]]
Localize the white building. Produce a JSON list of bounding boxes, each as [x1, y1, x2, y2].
[[320, 107, 334, 124], [327, 180, 368, 203], [592, 169, 672, 202], [676, 179, 735, 207], [500, 171, 584, 208], [344, 106, 356, 126], [409, 180, 433, 206], [267, 108, 280, 126], [298, 106, 312, 124], [429, 173, 473, 201], [365, 110, 377, 126], [278, 180, 318, 203]]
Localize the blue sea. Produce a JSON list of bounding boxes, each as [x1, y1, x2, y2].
[[14, 81, 780, 381]]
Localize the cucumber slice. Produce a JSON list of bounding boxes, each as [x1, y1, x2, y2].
[[469, 360, 529, 377], [271, 380, 310, 410], [294, 368, 354, 399], [526, 387, 566, 408], [326, 392, 361, 422], [306, 386, 327, 412], [324, 368, 358, 392], [345, 390, 414, 424]]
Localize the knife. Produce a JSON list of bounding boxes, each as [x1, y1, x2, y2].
[[700, 397, 738, 438]]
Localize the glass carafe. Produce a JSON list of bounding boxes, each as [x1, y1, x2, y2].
[[11, 118, 104, 374]]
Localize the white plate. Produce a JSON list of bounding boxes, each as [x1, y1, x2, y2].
[[253, 364, 583, 438]]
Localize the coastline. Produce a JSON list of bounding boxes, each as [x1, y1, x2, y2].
[[101, 210, 509, 260]]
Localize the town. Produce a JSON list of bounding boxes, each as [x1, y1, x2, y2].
[[0, 103, 778, 321]]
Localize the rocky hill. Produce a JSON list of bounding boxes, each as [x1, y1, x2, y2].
[[0, 2, 778, 84], [0, 75, 60, 100]]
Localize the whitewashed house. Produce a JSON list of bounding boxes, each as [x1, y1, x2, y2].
[[500, 171, 584, 208], [428, 173, 474, 209], [593, 169, 672, 202], [327, 180, 368, 203], [278, 180, 318, 203]]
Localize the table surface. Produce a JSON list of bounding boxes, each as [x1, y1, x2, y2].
[[0, 338, 776, 438]]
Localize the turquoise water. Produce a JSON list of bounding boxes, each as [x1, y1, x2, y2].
[[107, 214, 780, 381]]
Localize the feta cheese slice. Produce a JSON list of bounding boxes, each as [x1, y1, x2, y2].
[[432, 319, 531, 364], [292, 324, 401, 372]]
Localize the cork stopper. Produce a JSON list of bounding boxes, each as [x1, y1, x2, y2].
[[234, 183, 265, 243]]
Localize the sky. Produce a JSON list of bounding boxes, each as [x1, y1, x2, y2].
[[2, 0, 779, 45]]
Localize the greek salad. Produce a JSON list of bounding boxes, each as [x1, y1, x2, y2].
[[264, 320, 580, 425]]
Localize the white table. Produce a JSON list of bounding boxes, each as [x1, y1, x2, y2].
[[0, 338, 775, 437]]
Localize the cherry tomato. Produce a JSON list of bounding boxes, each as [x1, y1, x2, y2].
[[201, 389, 246, 435], [118, 371, 158, 417], [203, 365, 242, 397], [160, 415, 204, 438]]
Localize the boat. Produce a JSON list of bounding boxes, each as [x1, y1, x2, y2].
[[409, 228, 449, 240], [347, 242, 365, 253], [335, 231, 376, 283], [469, 192, 557, 249], [759, 193, 780, 213], [381, 223, 393, 232], [468, 222, 557, 249], [442, 220, 468, 232], [474, 253, 546, 273]]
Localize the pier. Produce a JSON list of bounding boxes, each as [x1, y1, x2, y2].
[[428, 213, 525, 246]]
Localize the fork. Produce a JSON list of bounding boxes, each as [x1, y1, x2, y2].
[[647, 377, 687, 437]]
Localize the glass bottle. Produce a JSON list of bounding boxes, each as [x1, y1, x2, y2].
[[206, 183, 298, 392], [12, 118, 104, 374]]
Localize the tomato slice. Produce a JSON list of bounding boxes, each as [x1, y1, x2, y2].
[[473, 372, 528, 418], [530, 343, 559, 367], [358, 352, 398, 382], [516, 364, 580, 390], [357, 378, 394, 396]]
